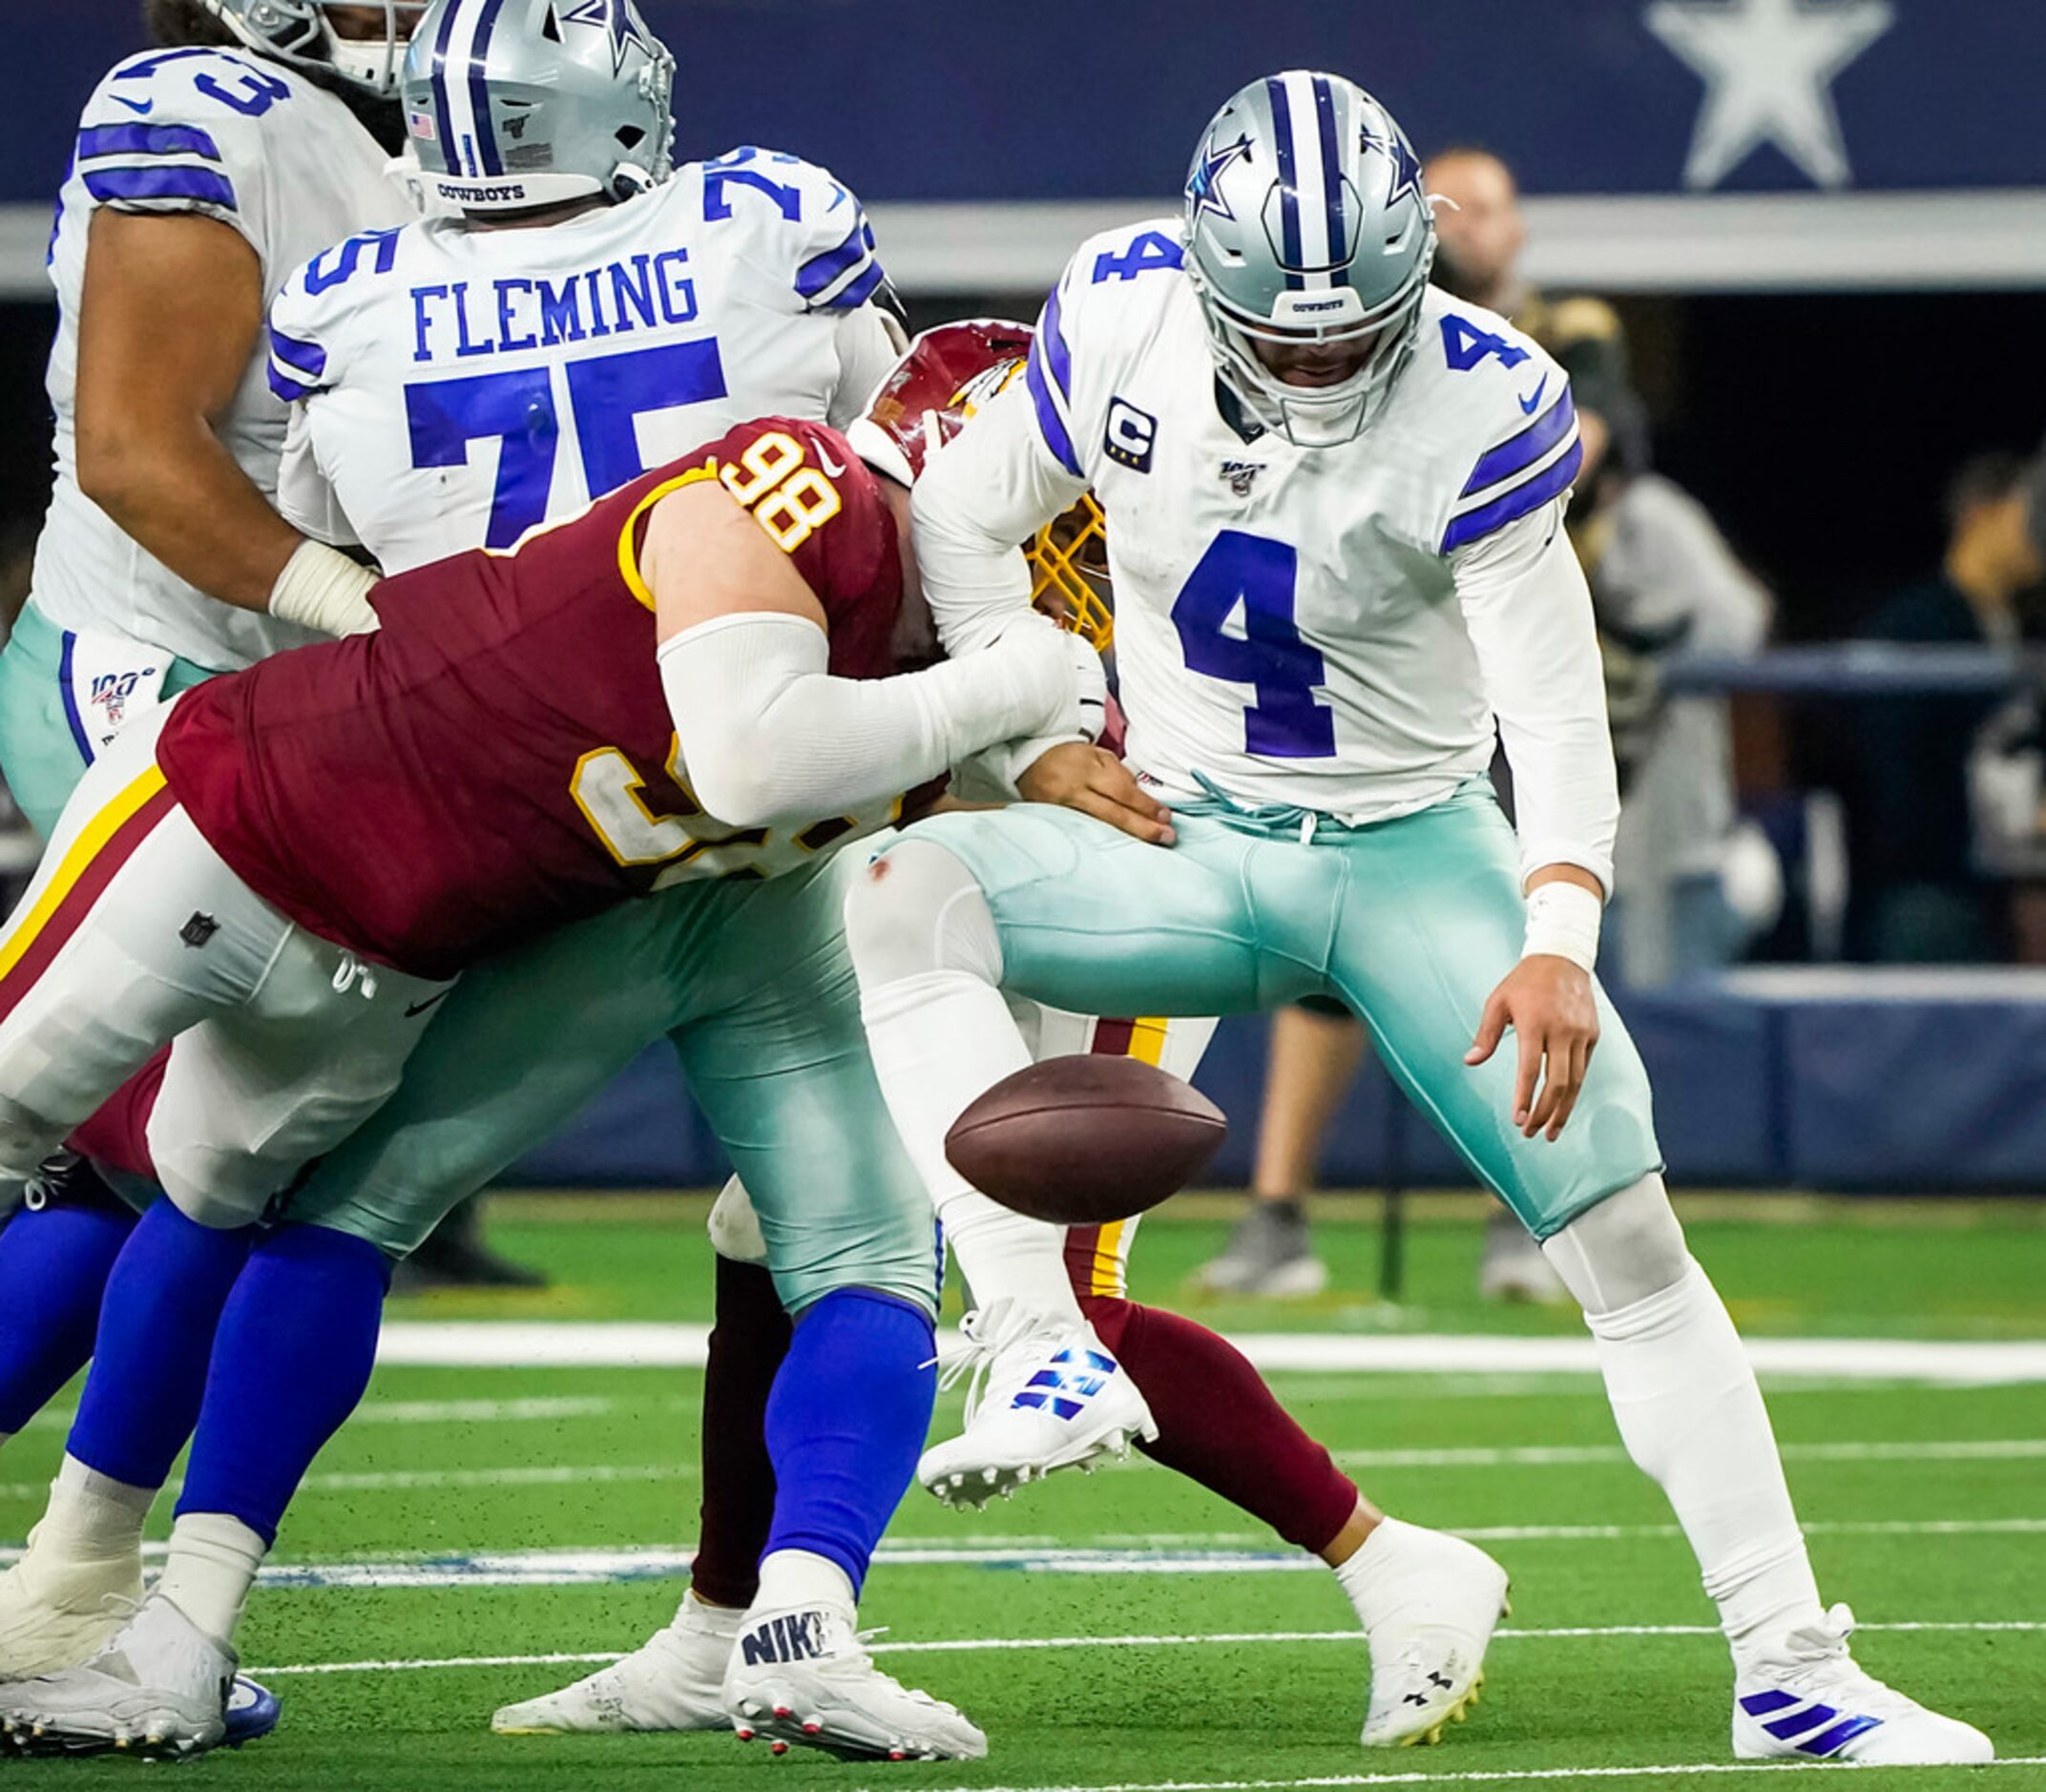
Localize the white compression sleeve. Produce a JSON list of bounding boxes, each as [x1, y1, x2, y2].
[[1452, 502, 1619, 893], [658, 611, 1081, 829]]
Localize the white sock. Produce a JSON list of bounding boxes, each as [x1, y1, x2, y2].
[[1332, 1516, 1425, 1630], [155, 1512, 265, 1643], [753, 1549, 855, 1616], [860, 968, 1081, 1323], [46, 1452, 154, 1554], [1578, 1259, 1823, 1661], [674, 1589, 745, 1636]]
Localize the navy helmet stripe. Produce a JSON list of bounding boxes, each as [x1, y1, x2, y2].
[[428, 0, 463, 173], [1263, 74, 1305, 288], [466, 0, 512, 178], [1311, 75, 1347, 265], [1441, 438, 1583, 552], [1461, 387, 1578, 497]]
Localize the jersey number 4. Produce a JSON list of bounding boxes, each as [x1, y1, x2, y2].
[[1171, 531, 1335, 759]]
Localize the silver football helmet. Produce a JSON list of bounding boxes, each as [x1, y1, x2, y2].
[[401, 0, 675, 212], [1182, 72, 1435, 447], [199, 2, 428, 97]]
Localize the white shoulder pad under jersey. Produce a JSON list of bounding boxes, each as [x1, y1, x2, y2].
[[269, 146, 890, 573], [35, 47, 407, 670], [1014, 229, 1582, 825]]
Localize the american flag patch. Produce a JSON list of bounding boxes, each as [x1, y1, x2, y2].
[[407, 109, 436, 141]]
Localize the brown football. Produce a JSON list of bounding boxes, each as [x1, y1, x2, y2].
[[944, 1054, 1229, 1227]]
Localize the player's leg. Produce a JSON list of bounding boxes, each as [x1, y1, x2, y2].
[[1063, 1014, 1507, 1747], [667, 853, 982, 1761], [1328, 783, 1990, 1765], [493, 1177, 790, 1737], [850, 805, 1327, 1498]]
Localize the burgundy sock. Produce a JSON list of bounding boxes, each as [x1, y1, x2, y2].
[[689, 1256, 792, 1609], [1081, 1293, 1360, 1554]]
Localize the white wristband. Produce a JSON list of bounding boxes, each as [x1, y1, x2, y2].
[[269, 539, 380, 637], [1523, 880, 1603, 973]]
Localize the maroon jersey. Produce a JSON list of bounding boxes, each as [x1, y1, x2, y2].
[[158, 418, 905, 980]]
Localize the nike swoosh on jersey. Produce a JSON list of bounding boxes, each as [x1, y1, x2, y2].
[[1517, 375, 1548, 415], [815, 443, 848, 477], [113, 95, 155, 115], [405, 990, 452, 1019]]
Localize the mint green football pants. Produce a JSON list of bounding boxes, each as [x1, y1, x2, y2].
[[284, 845, 939, 1316], [887, 783, 1662, 1240], [0, 601, 214, 839]]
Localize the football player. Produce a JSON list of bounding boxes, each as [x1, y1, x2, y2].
[[0, 0, 423, 1740], [0, 336, 1097, 1754], [846, 73, 1994, 1766], [0, 0, 949, 1756]]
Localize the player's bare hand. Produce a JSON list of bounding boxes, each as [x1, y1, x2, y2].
[[1464, 955, 1599, 1141], [1017, 742, 1175, 845]]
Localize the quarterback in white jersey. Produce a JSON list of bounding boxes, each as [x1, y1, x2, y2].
[[269, 145, 899, 573], [846, 73, 1994, 1765]]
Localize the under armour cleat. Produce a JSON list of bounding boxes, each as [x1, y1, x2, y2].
[[221, 1674, 282, 1748], [1732, 1604, 1993, 1764], [0, 1515, 144, 1680], [1350, 1518, 1510, 1747], [491, 1594, 739, 1734], [1, 1591, 233, 1760], [722, 1598, 985, 1761], [918, 1301, 1157, 1507]]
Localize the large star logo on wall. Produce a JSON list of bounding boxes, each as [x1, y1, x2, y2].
[[560, 0, 651, 76], [1645, 0, 1893, 189]]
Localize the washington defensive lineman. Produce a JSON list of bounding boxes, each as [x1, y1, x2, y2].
[[0, 0, 422, 1740], [0, 0, 955, 1758], [846, 73, 1994, 1765]]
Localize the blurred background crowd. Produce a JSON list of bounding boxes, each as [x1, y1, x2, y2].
[[3, 0, 2042, 1293]]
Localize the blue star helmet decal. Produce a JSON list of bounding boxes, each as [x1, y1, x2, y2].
[[561, 0, 651, 75], [1360, 119, 1426, 209], [1187, 134, 1251, 224]]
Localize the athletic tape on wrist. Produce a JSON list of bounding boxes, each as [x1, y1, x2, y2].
[[1522, 879, 1603, 973]]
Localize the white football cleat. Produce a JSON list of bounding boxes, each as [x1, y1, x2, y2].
[[722, 1597, 986, 1761], [1350, 1519, 1511, 1747], [491, 1593, 739, 1735], [919, 1301, 1157, 1507], [1, 1591, 232, 1760], [1732, 1604, 1994, 1764], [0, 1514, 144, 1679]]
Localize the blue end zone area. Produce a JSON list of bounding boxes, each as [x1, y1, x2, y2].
[[502, 969, 2046, 1194]]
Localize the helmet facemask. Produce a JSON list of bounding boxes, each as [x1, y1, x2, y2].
[[202, 2, 428, 97], [1027, 495, 1113, 651]]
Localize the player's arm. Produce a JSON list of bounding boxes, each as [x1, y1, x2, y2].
[[1453, 501, 1619, 1142], [73, 212, 375, 634], [825, 304, 908, 431], [645, 482, 1088, 830]]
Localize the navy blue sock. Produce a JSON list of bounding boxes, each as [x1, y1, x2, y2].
[[762, 1289, 935, 1596], [0, 1202, 136, 1434], [177, 1225, 391, 1545], [67, 1200, 253, 1490]]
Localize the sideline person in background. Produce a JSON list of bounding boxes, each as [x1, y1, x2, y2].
[[1847, 452, 2042, 962], [1200, 145, 1631, 1304]]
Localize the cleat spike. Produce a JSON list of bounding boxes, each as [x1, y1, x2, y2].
[[802, 1722, 822, 1736], [770, 1739, 788, 1756], [772, 1706, 795, 1720]]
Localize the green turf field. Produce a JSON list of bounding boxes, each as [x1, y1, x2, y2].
[[2, 1193, 2042, 1789]]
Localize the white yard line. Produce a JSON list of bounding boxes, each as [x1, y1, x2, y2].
[[16, 1392, 689, 1432], [368, 1323, 2046, 1384], [244, 1621, 2045, 1677], [1335, 1438, 2046, 1469], [889, 1761, 2046, 1792]]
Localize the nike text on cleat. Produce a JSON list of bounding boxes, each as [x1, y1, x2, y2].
[[721, 1599, 985, 1762], [1731, 1604, 1994, 1765], [918, 1302, 1157, 1506], [0, 1592, 235, 1761], [491, 1595, 738, 1734]]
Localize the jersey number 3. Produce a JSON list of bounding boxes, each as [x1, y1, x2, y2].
[[1171, 531, 1334, 759]]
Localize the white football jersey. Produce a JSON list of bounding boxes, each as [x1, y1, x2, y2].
[[269, 147, 897, 574], [913, 218, 1618, 886], [33, 46, 412, 670]]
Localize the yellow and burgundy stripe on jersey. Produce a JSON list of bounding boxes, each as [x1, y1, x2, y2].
[[1062, 1013, 1172, 1301]]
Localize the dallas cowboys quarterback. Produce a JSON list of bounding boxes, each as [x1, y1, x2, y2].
[[846, 72, 1994, 1765]]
